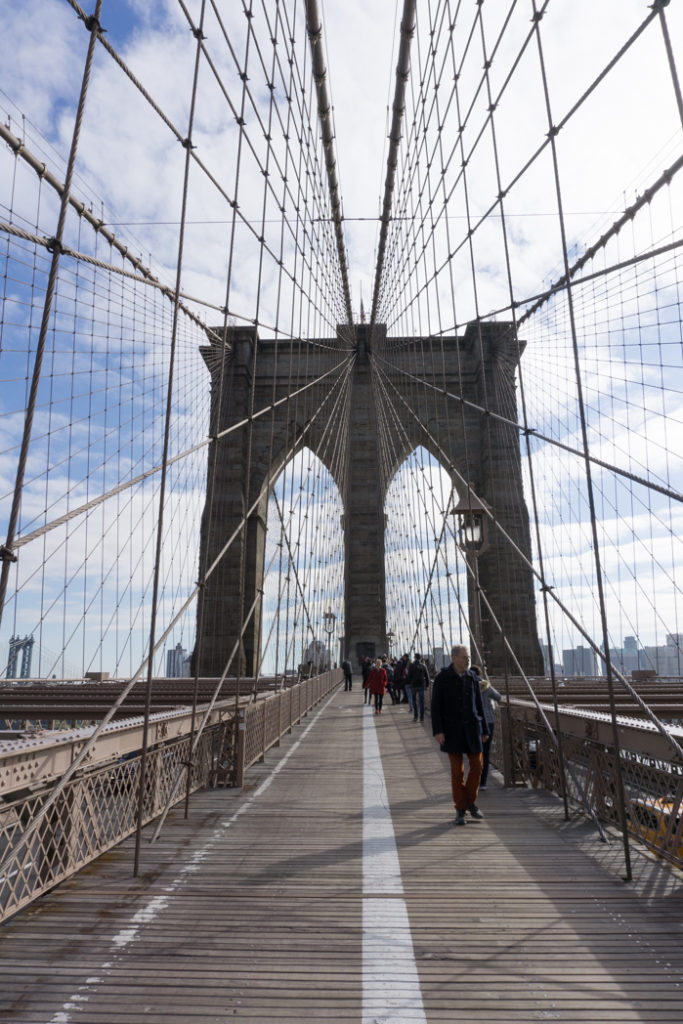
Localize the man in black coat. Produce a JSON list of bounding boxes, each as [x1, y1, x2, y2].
[[341, 658, 353, 691], [406, 652, 430, 721], [431, 645, 488, 826]]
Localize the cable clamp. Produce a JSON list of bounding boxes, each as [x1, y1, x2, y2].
[[0, 545, 17, 563], [182, 137, 195, 150], [84, 15, 104, 34], [192, 27, 206, 41], [46, 237, 64, 254]]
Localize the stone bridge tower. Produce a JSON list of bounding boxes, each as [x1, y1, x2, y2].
[[195, 322, 543, 677]]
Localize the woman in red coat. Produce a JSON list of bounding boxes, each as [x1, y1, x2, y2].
[[366, 657, 388, 715]]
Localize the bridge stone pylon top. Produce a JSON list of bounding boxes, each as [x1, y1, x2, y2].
[[195, 322, 542, 676]]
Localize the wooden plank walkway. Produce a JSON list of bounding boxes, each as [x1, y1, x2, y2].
[[1, 684, 682, 1023]]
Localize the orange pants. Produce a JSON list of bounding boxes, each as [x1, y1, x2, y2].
[[448, 752, 483, 810]]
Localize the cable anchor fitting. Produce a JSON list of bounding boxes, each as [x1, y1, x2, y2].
[[0, 545, 18, 563], [84, 15, 104, 34]]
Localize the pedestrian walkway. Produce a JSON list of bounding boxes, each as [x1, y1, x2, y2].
[[1, 687, 682, 1023]]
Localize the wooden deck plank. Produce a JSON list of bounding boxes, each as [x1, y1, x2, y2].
[[1, 688, 682, 1023]]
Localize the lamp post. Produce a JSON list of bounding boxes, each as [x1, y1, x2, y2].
[[386, 629, 395, 657], [451, 490, 490, 668], [322, 608, 336, 669]]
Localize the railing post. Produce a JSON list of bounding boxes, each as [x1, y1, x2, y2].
[[275, 690, 282, 747], [235, 708, 246, 788], [501, 709, 517, 787], [259, 701, 266, 762]]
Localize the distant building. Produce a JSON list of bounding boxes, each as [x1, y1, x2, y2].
[[562, 645, 597, 677], [539, 642, 562, 678], [642, 641, 683, 677], [303, 639, 329, 671], [611, 634, 683, 678], [614, 635, 644, 675], [166, 643, 189, 678], [431, 646, 449, 670]]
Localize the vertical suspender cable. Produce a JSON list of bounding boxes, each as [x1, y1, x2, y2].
[[530, 0, 632, 880], [0, 0, 103, 624], [133, 0, 208, 877]]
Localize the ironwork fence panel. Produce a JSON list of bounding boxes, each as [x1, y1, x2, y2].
[[0, 671, 342, 923], [494, 700, 683, 868]]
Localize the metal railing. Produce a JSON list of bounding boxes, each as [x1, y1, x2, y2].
[[0, 669, 342, 923], [493, 698, 683, 869], [235, 669, 342, 784]]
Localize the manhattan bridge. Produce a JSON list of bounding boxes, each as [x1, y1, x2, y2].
[[0, 0, 682, 1020]]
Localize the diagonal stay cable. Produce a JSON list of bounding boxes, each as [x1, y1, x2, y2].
[[370, 0, 417, 331], [373, 352, 683, 505], [373, 357, 683, 765], [0, 353, 354, 883], [304, 0, 355, 334], [0, 2, 103, 627], [149, 367, 353, 839], [9, 357, 352, 552]]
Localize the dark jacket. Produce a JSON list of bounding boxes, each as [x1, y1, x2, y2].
[[431, 665, 487, 754], [394, 657, 409, 689], [407, 659, 429, 689]]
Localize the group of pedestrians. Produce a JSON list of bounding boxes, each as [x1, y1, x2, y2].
[[342, 644, 502, 827], [351, 652, 433, 718]]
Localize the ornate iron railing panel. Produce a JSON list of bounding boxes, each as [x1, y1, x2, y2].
[[493, 699, 683, 868], [0, 730, 214, 923], [0, 671, 342, 923], [236, 670, 341, 785]]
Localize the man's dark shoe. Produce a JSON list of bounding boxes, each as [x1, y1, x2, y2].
[[468, 804, 484, 820], [454, 809, 467, 826]]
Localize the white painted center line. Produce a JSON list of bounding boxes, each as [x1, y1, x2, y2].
[[363, 706, 427, 1024]]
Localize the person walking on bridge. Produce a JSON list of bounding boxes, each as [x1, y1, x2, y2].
[[341, 658, 353, 691], [367, 657, 388, 715], [470, 663, 502, 789], [361, 656, 372, 704], [406, 652, 429, 722], [431, 645, 488, 826]]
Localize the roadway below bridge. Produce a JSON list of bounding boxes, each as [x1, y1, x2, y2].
[[1, 683, 682, 1022]]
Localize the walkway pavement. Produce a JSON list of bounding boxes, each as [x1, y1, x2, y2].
[[1, 685, 682, 1023]]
